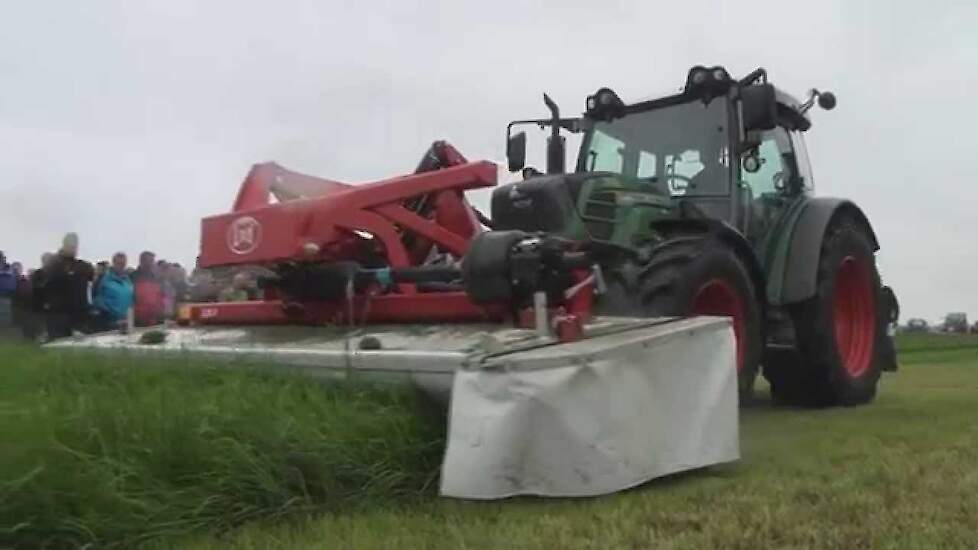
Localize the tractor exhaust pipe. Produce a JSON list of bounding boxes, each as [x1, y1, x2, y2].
[[543, 93, 565, 174]]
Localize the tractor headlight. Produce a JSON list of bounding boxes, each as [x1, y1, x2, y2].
[[585, 87, 625, 120], [685, 65, 732, 96]]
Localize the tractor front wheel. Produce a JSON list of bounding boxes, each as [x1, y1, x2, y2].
[[765, 219, 885, 406], [602, 237, 763, 402]]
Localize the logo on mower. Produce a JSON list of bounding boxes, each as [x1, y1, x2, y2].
[[227, 216, 262, 255]]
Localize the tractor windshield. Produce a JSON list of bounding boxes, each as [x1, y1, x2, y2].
[[577, 96, 730, 196]]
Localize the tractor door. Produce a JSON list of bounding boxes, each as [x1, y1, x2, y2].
[[739, 126, 807, 248]]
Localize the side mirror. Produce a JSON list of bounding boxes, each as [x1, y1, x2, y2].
[[740, 84, 777, 131], [742, 153, 763, 173], [818, 91, 836, 110], [507, 131, 526, 172]]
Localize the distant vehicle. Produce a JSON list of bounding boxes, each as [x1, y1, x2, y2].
[[943, 312, 969, 334], [904, 318, 929, 333]]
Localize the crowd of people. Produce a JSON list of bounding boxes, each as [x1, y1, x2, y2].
[[0, 233, 257, 342]]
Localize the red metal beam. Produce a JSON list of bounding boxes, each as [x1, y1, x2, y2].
[[188, 293, 503, 326]]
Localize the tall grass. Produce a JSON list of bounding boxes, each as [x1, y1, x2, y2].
[[0, 344, 445, 548]]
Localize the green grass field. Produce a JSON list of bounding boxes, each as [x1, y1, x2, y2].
[[3, 334, 978, 549]]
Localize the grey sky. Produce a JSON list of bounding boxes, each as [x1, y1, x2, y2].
[[1, 1, 976, 322]]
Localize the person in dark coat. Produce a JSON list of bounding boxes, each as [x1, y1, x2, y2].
[[10, 262, 36, 339], [30, 253, 54, 331], [44, 233, 95, 339]]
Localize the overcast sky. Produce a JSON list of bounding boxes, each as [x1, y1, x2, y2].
[[1, 1, 976, 322]]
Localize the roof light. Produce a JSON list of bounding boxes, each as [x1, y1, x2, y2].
[[584, 87, 625, 121], [685, 65, 733, 97]]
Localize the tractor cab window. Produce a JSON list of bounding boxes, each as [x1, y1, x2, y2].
[[790, 130, 814, 190], [580, 96, 729, 196], [663, 150, 704, 195], [740, 128, 794, 197], [586, 131, 625, 173]]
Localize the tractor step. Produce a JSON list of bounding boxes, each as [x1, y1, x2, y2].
[[47, 316, 739, 499]]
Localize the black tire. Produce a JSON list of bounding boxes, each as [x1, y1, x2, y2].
[[764, 219, 885, 406], [600, 237, 764, 402]]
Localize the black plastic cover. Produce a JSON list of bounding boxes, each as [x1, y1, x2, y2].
[[490, 174, 587, 234]]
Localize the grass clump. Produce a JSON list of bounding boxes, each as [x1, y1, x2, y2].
[[0, 344, 445, 548]]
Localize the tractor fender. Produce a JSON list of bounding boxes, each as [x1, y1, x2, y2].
[[773, 197, 879, 305]]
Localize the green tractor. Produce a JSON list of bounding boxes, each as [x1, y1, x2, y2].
[[494, 65, 897, 406]]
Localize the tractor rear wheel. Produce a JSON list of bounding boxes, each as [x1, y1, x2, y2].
[[765, 219, 885, 406], [602, 237, 763, 402]]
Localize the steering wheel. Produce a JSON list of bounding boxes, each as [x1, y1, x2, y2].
[[666, 173, 694, 193]]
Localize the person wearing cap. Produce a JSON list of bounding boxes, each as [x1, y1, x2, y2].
[[45, 233, 95, 339]]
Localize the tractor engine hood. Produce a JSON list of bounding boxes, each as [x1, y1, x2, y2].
[[490, 172, 676, 243]]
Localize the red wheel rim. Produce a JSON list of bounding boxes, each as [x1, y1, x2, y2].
[[833, 256, 876, 378], [692, 279, 746, 372]]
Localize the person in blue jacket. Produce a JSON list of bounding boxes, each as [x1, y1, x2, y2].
[[0, 251, 16, 331], [0, 251, 15, 296], [92, 252, 134, 331]]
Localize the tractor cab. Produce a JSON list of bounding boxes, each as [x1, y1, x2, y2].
[[499, 66, 837, 250]]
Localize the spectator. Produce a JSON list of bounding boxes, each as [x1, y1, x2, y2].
[[159, 260, 178, 319], [169, 264, 189, 298], [92, 252, 134, 332], [45, 233, 95, 339], [167, 263, 191, 315], [219, 272, 252, 302], [31, 253, 55, 337], [188, 267, 219, 302], [0, 252, 15, 333], [0, 252, 14, 295], [93, 261, 110, 296], [11, 262, 36, 339], [132, 251, 164, 327]]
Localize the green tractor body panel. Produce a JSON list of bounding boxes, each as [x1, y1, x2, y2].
[[761, 197, 879, 305], [759, 197, 810, 305], [572, 174, 675, 248]]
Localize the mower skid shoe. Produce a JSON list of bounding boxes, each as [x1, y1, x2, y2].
[[440, 317, 739, 499]]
